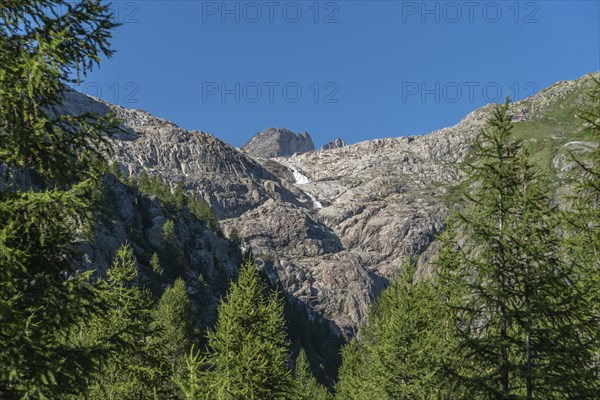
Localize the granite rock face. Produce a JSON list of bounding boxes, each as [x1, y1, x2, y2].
[[61, 71, 599, 338], [321, 137, 347, 151], [79, 175, 242, 327], [241, 128, 315, 158]]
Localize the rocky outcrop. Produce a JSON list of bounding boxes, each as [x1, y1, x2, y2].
[[321, 138, 347, 151], [241, 128, 315, 158], [90, 176, 242, 327], [61, 71, 599, 339]]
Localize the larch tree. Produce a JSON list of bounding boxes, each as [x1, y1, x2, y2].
[[437, 98, 598, 399], [292, 349, 332, 400], [81, 244, 167, 400], [204, 258, 293, 399], [336, 263, 454, 400], [0, 1, 118, 398]]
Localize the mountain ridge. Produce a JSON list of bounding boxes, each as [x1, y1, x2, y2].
[[62, 71, 599, 339]]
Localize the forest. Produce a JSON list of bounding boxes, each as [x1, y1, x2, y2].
[[1, 2, 598, 399]]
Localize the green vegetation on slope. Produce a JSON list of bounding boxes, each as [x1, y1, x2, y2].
[[1, 1, 598, 398]]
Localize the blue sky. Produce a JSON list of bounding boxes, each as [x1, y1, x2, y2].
[[80, 1, 600, 148]]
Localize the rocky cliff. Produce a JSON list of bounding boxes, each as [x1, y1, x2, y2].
[[321, 138, 347, 151], [241, 128, 315, 158], [62, 71, 599, 340]]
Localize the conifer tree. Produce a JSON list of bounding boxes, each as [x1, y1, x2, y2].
[[174, 181, 187, 209], [0, 1, 118, 397], [564, 76, 600, 384], [292, 349, 332, 400], [176, 346, 211, 400], [152, 278, 198, 368], [336, 264, 453, 400], [161, 218, 186, 277], [437, 99, 598, 398], [82, 244, 167, 400], [204, 258, 293, 399]]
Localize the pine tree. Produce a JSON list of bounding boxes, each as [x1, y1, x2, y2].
[[138, 171, 151, 193], [0, 1, 118, 398], [204, 258, 293, 399], [437, 99, 598, 398], [174, 181, 187, 209]]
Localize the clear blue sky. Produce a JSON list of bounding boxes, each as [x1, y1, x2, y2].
[[80, 1, 600, 148]]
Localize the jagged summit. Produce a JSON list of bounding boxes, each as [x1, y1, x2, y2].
[[241, 127, 315, 158], [57, 71, 599, 339], [321, 137, 347, 151]]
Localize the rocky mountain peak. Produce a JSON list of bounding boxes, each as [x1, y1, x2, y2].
[[321, 137, 347, 150], [58, 71, 600, 340], [241, 127, 315, 158]]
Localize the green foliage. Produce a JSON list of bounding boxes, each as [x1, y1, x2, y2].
[[0, 184, 110, 399], [161, 218, 186, 278], [293, 349, 331, 400], [174, 181, 187, 209], [229, 227, 242, 248], [336, 264, 453, 400], [152, 278, 198, 366], [0, 0, 119, 185], [436, 99, 598, 399], [176, 346, 212, 400], [81, 244, 169, 400], [563, 76, 600, 383], [108, 162, 125, 181], [150, 252, 163, 278], [131, 171, 222, 234], [149, 278, 198, 396], [0, 2, 120, 396], [188, 194, 221, 234], [201, 258, 293, 399]]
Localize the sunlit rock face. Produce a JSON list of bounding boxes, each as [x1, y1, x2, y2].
[[61, 71, 599, 338], [241, 128, 315, 159]]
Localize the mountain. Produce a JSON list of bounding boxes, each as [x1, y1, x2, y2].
[[241, 127, 315, 158], [322, 138, 347, 150], [61, 72, 599, 342]]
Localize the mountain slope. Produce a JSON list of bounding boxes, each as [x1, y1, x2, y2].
[[241, 127, 315, 158], [63, 71, 599, 339]]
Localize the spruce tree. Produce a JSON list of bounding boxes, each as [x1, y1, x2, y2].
[[204, 258, 293, 399], [437, 99, 598, 398]]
